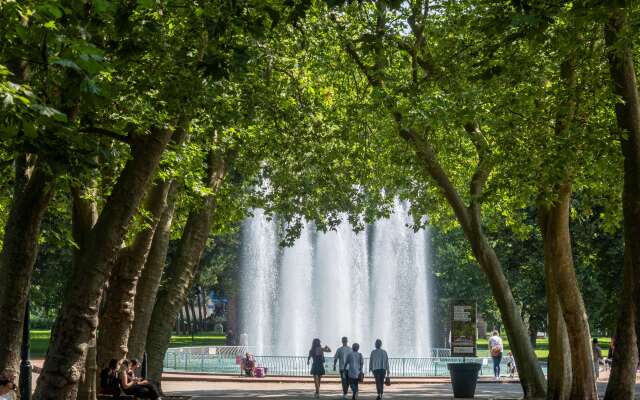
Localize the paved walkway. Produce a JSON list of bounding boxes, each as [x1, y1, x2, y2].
[[163, 380, 640, 399]]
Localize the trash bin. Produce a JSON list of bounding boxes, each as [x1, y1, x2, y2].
[[448, 362, 481, 398]]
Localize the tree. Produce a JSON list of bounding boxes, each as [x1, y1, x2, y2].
[[603, 3, 640, 399]]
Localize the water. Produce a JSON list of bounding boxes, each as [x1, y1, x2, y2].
[[239, 201, 433, 357]]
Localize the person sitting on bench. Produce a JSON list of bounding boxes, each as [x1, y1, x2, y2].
[[99, 359, 121, 397], [119, 360, 161, 399], [241, 353, 256, 376]]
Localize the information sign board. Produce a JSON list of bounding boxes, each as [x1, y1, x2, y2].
[[450, 301, 477, 357]]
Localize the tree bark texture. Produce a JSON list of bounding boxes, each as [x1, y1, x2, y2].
[[71, 186, 99, 400], [189, 298, 198, 332], [543, 185, 596, 400], [541, 190, 571, 400], [33, 127, 172, 400], [399, 128, 547, 399], [544, 272, 572, 400], [0, 160, 55, 376], [77, 338, 97, 400], [145, 151, 228, 387], [127, 195, 178, 360], [96, 179, 176, 370], [538, 53, 596, 400], [604, 8, 640, 400]]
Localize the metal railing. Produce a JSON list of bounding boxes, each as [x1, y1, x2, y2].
[[163, 348, 515, 378], [166, 346, 452, 358]]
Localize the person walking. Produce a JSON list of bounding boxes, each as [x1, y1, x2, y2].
[[307, 338, 331, 398], [344, 343, 363, 400], [592, 338, 603, 379], [369, 339, 389, 400], [488, 330, 503, 380], [333, 336, 352, 399]]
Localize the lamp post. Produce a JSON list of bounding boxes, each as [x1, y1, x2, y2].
[[19, 300, 32, 400]]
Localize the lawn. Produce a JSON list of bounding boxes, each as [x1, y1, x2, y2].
[[477, 337, 611, 361], [28, 330, 610, 362], [29, 330, 226, 358]]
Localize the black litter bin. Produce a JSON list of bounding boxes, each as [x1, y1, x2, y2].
[[448, 362, 481, 398]]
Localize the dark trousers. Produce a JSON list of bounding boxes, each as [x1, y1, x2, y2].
[[349, 377, 359, 398], [373, 369, 386, 395], [492, 355, 502, 377], [124, 383, 160, 399], [339, 369, 349, 395]]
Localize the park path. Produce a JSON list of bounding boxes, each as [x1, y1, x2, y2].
[[29, 359, 640, 398], [162, 380, 640, 399]]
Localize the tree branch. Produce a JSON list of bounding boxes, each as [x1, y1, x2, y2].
[[79, 127, 131, 144], [344, 41, 380, 87], [394, 114, 471, 230], [464, 121, 493, 230]]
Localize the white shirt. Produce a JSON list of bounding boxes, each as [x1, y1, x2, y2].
[[369, 348, 389, 372], [334, 345, 352, 370], [489, 336, 503, 352]]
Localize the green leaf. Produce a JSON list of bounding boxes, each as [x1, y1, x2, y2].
[[23, 121, 37, 138], [51, 59, 82, 72], [31, 104, 67, 122]]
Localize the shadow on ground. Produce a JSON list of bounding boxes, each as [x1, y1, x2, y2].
[[165, 382, 640, 399]]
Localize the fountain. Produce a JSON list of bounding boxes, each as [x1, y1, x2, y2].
[[239, 201, 433, 356]]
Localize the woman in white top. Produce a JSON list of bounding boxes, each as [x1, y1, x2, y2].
[[488, 330, 504, 379], [0, 372, 17, 400], [369, 339, 389, 400]]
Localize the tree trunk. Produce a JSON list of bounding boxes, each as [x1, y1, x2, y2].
[[178, 309, 186, 335], [529, 328, 538, 350], [541, 185, 596, 400], [184, 304, 192, 334], [544, 279, 572, 400], [604, 8, 640, 400], [200, 288, 208, 331], [540, 189, 572, 400], [77, 339, 97, 400], [0, 159, 55, 376], [189, 298, 198, 333], [465, 229, 547, 399], [538, 53, 596, 399], [127, 194, 178, 360], [196, 289, 203, 331], [399, 128, 547, 399], [145, 150, 229, 387], [33, 127, 172, 400], [71, 186, 99, 400], [96, 179, 176, 369]]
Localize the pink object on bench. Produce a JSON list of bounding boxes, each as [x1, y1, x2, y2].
[[255, 367, 265, 378]]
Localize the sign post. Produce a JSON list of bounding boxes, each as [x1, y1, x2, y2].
[[448, 300, 480, 398], [450, 300, 477, 358]]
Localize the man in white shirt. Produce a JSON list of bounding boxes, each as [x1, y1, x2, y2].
[[369, 339, 389, 400], [333, 337, 352, 399], [488, 330, 504, 379]]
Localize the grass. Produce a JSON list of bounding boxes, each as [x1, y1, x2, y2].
[[477, 337, 611, 361], [28, 330, 611, 362], [29, 330, 226, 358]]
